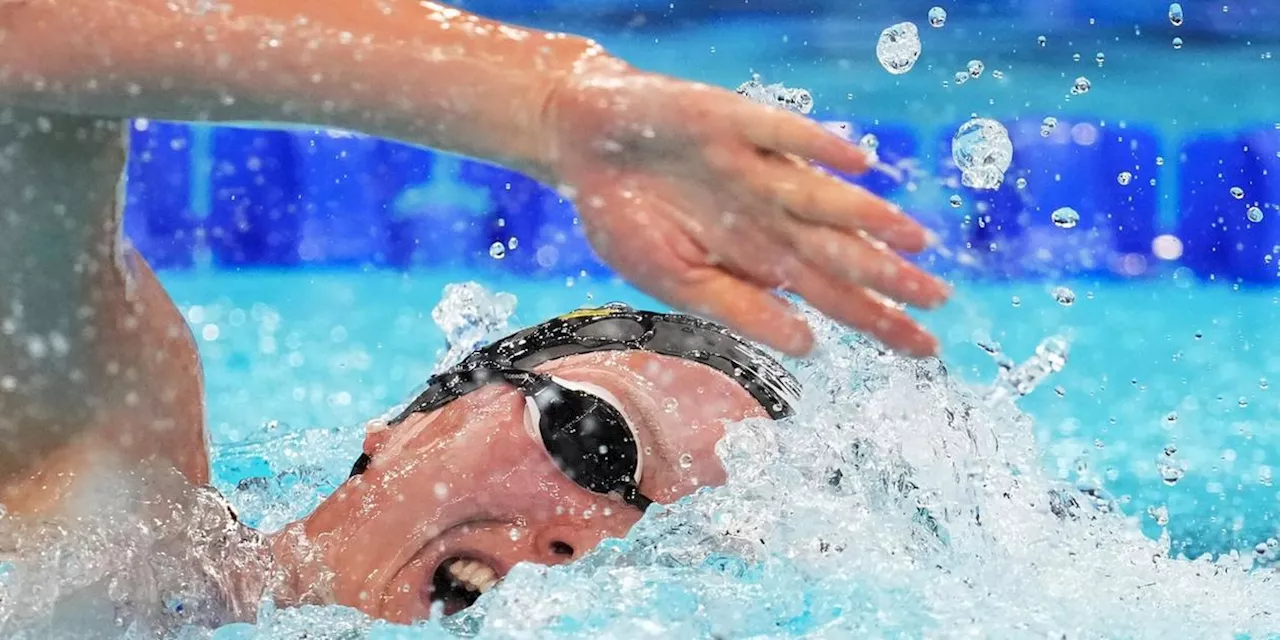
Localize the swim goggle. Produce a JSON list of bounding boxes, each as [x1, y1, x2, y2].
[[348, 304, 802, 511]]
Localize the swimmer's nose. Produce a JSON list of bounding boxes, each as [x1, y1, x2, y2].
[[532, 522, 631, 563]]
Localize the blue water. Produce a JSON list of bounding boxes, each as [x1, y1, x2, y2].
[[176, 270, 1280, 637]]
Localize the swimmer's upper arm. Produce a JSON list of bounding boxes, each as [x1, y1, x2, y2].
[[0, 111, 208, 513]]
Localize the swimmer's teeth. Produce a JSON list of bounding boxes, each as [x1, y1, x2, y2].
[[445, 559, 500, 593]]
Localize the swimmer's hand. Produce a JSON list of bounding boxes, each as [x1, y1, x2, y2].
[[538, 61, 949, 358]]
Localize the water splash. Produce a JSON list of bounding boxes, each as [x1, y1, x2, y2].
[[225, 311, 1280, 637], [430, 282, 517, 373], [735, 75, 813, 115]]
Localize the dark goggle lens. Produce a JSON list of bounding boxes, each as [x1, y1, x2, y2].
[[525, 379, 644, 503]]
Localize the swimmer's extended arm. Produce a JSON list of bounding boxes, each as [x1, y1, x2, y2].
[[0, 0, 598, 181], [0, 0, 949, 359]]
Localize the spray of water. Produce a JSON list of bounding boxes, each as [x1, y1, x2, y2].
[[223, 304, 1279, 638]]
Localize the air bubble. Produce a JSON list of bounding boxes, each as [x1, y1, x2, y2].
[[859, 133, 880, 153], [1037, 35, 1047, 47], [1261, 378, 1270, 390], [876, 22, 922, 75], [949, 195, 963, 208], [928, 6, 947, 28], [1016, 177, 1028, 189], [1169, 2, 1184, 26], [992, 70, 1005, 80], [507, 237, 519, 250], [954, 71, 969, 85], [1072, 77, 1092, 95], [1052, 286, 1076, 306], [1051, 207, 1080, 229], [1248, 206, 1264, 223], [1173, 37, 1184, 50], [1231, 186, 1245, 200], [1095, 52, 1106, 66], [1011, 296, 1021, 307], [967, 60, 985, 78], [663, 397, 679, 413], [679, 453, 695, 469], [489, 242, 506, 259], [1117, 171, 1133, 185], [952, 118, 1013, 190]]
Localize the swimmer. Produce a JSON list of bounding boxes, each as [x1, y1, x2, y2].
[[0, 0, 949, 633]]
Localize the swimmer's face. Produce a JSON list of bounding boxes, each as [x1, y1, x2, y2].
[[298, 351, 766, 622]]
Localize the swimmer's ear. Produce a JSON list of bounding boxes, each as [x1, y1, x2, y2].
[[363, 419, 394, 456]]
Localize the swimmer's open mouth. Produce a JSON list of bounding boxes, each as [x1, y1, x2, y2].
[[428, 557, 502, 616]]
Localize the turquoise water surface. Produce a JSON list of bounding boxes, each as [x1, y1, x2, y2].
[[170, 268, 1280, 571]]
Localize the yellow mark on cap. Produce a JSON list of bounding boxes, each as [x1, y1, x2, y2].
[[557, 307, 618, 321]]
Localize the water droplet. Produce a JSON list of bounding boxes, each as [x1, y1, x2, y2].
[[949, 194, 963, 208], [1051, 207, 1080, 229], [859, 133, 880, 152], [928, 6, 947, 28], [1158, 464, 1184, 486], [1072, 76, 1092, 95], [1248, 206, 1264, 223], [1052, 286, 1076, 306], [1231, 186, 1245, 200], [876, 22, 922, 75], [967, 59, 985, 78], [1011, 295, 1022, 307], [1016, 177, 1028, 189], [1095, 52, 1106, 66], [1169, 2, 1184, 26], [1117, 171, 1133, 185], [1040, 116, 1058, 137], [1037, 35, 1047, 47], [679, 452, 694, 469], [952, 118, 1013, 190], [1173, 36, 1184, 49], [1148, 504, 1170, 526], [489, 241, 506, 259]]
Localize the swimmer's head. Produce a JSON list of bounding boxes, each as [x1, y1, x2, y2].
[[292, 306, 800, 621]]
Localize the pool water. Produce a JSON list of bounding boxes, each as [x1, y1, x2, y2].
[[172, 268, 1280, 637]]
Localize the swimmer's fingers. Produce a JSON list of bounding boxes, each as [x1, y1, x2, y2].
[[783, 261, 939, 358], [786, 224, 949, 310], [731, 152, 929, 253], [736, 104, 872, 175], [650, 269, 815, 357]]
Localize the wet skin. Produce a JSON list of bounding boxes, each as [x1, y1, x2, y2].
[[292, 350, 765, 622]]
